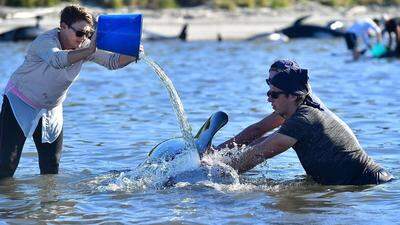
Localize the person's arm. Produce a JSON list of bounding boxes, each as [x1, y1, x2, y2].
[[387, 30, 393, 50], [118, 55, 136, 67], [397, 25, 400, 43], [118, 45, 144, 67], [227, 132, 297, 173], [370, 22, 382, 45], [216, 112, 284, 150], [87, 41, 143, 69], [30, 31, 72, 69], [67, 40, 96, 65]]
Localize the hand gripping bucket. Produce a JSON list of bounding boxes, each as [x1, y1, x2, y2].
[[97, 14, 142, 58]]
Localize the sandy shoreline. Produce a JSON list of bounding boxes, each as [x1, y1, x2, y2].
[[0, 2, 399, 40]]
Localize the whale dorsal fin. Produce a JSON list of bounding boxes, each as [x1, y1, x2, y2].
[[178, 23, 188, 41], [293, 15, 311, 26]]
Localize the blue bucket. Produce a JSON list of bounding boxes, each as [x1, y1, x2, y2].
[[97, 14, 142, 58]]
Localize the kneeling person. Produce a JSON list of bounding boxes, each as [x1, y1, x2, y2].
[[223, 64, 393, 185]]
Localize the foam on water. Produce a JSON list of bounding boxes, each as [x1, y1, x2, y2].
[[88, 148, 201, 191]]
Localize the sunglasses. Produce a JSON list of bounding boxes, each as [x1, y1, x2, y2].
[[266, 78, 271, 85], [267, 90, 286, 99], [70, 26, 94, 38]]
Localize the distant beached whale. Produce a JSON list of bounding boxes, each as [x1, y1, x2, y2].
[[280, 15, 345, 38], [142, 23, 188, 41], [246, 15, 345, 41], [0, 16, 45, 42]]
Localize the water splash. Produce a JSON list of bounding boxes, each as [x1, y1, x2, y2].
[[87, 149, 201, 191], [87, 56, 243, 192], [142, 55, 196, 150]]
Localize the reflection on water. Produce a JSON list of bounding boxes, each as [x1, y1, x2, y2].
[[0, 38, 399, 223]]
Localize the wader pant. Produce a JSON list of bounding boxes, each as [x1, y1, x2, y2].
[[0, 95, 63, 178]]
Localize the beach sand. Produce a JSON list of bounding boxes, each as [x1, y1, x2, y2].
[[0, 2, 399, 41]]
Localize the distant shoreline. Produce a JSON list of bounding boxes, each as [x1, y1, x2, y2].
[[0, 2, 399, 41]]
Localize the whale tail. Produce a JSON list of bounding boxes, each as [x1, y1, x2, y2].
[[194, 111, 228, 156]]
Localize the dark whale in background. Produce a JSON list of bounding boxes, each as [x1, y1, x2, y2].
[[0, 16, 46, 42], [142, 23, 188, 41], [280, 15, 345, 38], [246, 15, 345, 41], [0, 17, 188, 42]]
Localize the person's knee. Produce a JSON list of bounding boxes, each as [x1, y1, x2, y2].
[[39, 161, 59, 174], [38, 153, 60, 174]]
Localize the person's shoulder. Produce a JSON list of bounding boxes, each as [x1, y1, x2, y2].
[[33, 28, 59, 43], [29, 28, 60, 50], [289, 105, 313, 123], [295, 105, 323, 123], [296, 105, 313, 114]]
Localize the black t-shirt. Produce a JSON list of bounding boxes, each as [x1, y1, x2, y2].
[[278, 105, 382, 185]]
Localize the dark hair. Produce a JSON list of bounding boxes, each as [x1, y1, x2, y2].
[[60, 5, 93, 28]]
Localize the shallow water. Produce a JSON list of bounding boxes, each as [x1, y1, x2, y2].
[[0, 38, 399, 224]]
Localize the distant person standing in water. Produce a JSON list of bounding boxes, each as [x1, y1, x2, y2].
[[216, 60, 393, 185], [344, 18, 382, 60], [382, 17, 400, 58], [0, 5, 142, 178]]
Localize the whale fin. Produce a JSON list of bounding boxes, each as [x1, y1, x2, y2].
[[195, 111, 228, 156], [293, 15, 311, 26], [178, 23, 188, 41]]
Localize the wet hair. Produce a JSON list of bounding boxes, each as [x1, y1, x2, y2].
[[60, 5, 93, 28]]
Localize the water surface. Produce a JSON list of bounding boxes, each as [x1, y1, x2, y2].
[[0, 38, 399, 224]]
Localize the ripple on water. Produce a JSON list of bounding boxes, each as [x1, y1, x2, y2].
[[0, 40, 400, 223]]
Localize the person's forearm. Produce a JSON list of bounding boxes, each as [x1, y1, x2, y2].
[[227, 133, 291, 173], [228, 146, 266, 173], [118, 55, 136, 67], [67, 47, 95, 64], [227, 135, 278, 173], [217, 124, 264, 150], [216, 112, 284, 150], [377, 33, 382, 43], [388, 34, 393, 49]]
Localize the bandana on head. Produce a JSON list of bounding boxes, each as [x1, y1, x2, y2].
[[269, 68, 309, 95], [269, 59, 300, 72], [268, 64, 323, 111]]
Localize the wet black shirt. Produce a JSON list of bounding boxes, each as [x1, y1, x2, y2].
[[278, 105, 382, 185]]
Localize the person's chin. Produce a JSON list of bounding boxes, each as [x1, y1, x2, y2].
[[273, 107, 281, 114]]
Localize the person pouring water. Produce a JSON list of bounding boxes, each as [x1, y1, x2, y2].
[[0, 5, 143, 178], [215, 60, 393, 185]]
